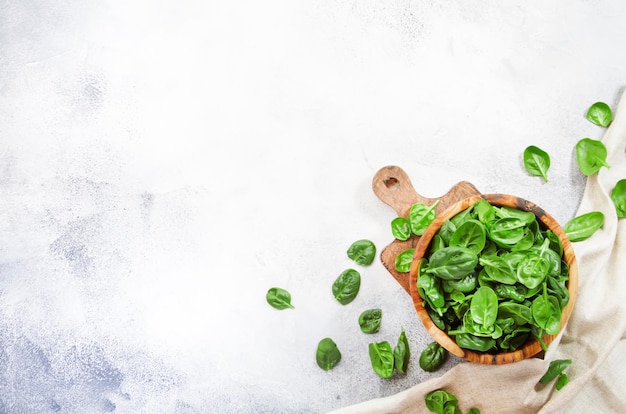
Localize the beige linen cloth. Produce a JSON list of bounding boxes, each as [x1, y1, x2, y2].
[[330, 89, 626, 414]]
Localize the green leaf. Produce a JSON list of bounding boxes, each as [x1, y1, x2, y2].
[[466, 408, 481, 414], [556, 373, 569, 390], [395, 248, 415, 273], [586, 101, 613, 127], [368, 341, 395, 378], [425, 390, 459, 414], [425, 246, 478, 280], [564, 211, 604, 242], [610, 179, 626, 218], [516, 254, 550, 289], [316, 338, 341, 371], [332, 269, 361, 305], [470, 286, 499, 327], [391, 217, 412, 241], [409, 201, 440, 236], [523, 145, 551, 182], [449, 219, 486, 255], [539, 359, 572, 384], [575, 138, 610, 176], [394, 329, 411, 374], [266, 287, 295, 310], [419, 341, 447, 372], [347, 239, 376, 266], [358, 309, 382, 334]]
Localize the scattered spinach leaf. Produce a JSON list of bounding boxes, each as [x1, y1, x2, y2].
[[466, 408, 481, 414], [575, 138, 610, 176], [347, 239, 377, 266], [555, 373, 569, 390], [563, 211, 604, 242], [419, 341, 447, 372], [393, 329, 410, 374], [368, 341, 395, 378], [539, 359, 572, 384], [395, 248, 415, 273], [610, 179, 626, 218], [424, 389, 460, 414], [523, 145, 551, 182], [266, 287, 295, 310], [391, 217, 412, 241], [586, 101, 613, 127], [358, 309, 382, 334], [316, 338, 341, 371], [332, 269, 361, 305]]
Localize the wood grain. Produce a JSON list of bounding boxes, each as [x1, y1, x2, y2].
[[372, 165, 481, 294]]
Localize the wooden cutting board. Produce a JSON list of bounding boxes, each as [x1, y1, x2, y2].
[[372, 165, 481, 294]]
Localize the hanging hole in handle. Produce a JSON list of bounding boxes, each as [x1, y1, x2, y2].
[[384, 177, 399, 190]]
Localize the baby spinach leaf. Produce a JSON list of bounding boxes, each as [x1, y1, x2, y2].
[[395, 248, 415, 272], [498, 301, 532, 325], [466, 408, 481, 414], [332, 269, 361, 305], [426, 246, 478, 280], [523, 145, 551, 182], [419, 341, 447, 372], [531, 287, 562, 335], [516, 254, 550, 289], [424, 390, 459, 414], [358, 308, 382, 334], [470, 286, 499, 327], [394, 329, 411, 374], [418, 272, 445, 309], [368, 341, 395, 378], [610, 179, 626, 218], [555, 373, 569, 390], [479, 255, 517, 285], [316, 338, 341, 371], [454, 332, 496, 352], [266, 287, 295, 310], [575, 138, 610, 176], [563, 211, 604, 242], [391, 217, 412, 241], [586, 101, 613, 127], [539, 359, 572, 384], [409, 200, 440, 236], [347, 239, 376, 266], [449, 219, 486, 255]]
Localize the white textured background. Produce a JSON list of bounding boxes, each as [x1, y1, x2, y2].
[[1, 1, 624, 412]]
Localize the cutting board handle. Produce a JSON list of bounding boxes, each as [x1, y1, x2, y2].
[[372, 165, 481, 294]]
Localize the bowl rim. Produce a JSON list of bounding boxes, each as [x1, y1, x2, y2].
[[408, 193, 578, 364]]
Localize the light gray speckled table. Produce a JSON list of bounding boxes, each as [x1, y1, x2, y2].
[[1, 1, 624, 412]]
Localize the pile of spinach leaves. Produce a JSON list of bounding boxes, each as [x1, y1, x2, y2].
[[418, 199, 570, 353]]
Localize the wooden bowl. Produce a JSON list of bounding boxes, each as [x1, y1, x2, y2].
[[408, 193, 578, 364]]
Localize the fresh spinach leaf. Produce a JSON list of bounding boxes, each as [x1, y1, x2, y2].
[[368, 341, 395, 378], [358, 308, 382, 334], [516, 254, 550, 289], [391, 217, 412, 241], [449, 219, 486, 255], [347, 239, 376, 266], [610, 179, 626, 218], [479, 254, 517, 284], [531, 286, 562, 335], [575, 138, 610, 176], [395, 248, 415, 272], [539, 359, 572, 384], [454, 332, 496, 352], [418, 272, 446, 310], [523, 145, 551, 182], [266, 287, 295, 310], [470, 286, 499, 327], [424, 390, 459, 414], [586, 101, 613, 127], [563, 211, 604, 242], [394, 329, 411, 374], [426, 246, 478, 280], [332, 269, 361, 305], [555, 373, 569, 390], [466, 408, 481, 414], [316, 338, 341, 371], [409, 201, 440, 236], [419, 341, 447, 372]]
